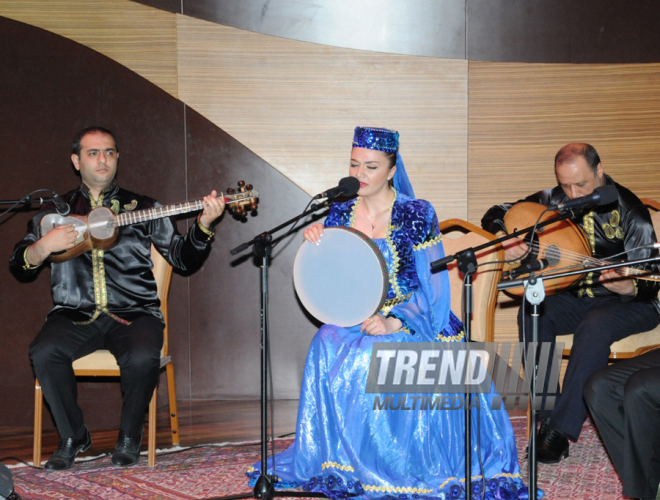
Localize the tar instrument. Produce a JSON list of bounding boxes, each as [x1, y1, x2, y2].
[[501, 202, 660, 296], [293, 226, 389, 327], [40, 181, 259, 263]]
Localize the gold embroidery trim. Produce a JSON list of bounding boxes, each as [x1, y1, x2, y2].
[[75, 192, 130, 326], [603, 210, 624, 240], [610, 209, 620, 227], [603, 223, 616, 239], [321, 461, 355, 472], [22, 247, 40, 270], [383, 190, 402, 299], [436, 330, 466, 342], [576, 211, 596, 297], [197, 215, 215, 239], [414, 234, 443, 251], [583, 210, 596, 253], [123, 199, 137, 211], [439, 472, 522, 489], [380, 292, 413, 315], [362, 485, 433, 494], [348, 198, 359, 227]]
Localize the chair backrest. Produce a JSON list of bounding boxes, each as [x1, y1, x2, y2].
[[151, 244, 174, 357], [438, 219, 504, 342]]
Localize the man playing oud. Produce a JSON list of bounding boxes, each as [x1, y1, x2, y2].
[[10, 126, 225, 470], [481, 143, 660, 464]]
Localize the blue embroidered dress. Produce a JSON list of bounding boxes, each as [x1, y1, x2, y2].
[[248, 190, 531, 500]]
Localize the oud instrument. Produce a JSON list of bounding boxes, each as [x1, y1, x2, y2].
[[39, 181, 259, 263], [501, 202, 660, 296]]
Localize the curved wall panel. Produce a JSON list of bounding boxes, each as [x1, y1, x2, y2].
[[176, 16, 468, 221], [0, 16, 315, 428], [142, 0, 466, 59], [0, 0, 178, 97], [135, 0, 660, 63]]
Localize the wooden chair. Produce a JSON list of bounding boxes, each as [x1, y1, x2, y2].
[[439, 219, 504, 342], [526, 199, 660, 437], [33, 245, 180, 467]]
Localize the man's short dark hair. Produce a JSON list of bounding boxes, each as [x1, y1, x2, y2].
[[71, 126, 118, 156], [554, 143, 601, 172]]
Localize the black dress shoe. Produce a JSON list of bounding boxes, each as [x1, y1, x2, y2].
[[44, 426, 92, 471], [111, 429, 143, 467], [536, 422, 569, 464]]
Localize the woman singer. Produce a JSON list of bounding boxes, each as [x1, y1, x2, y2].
[[247, 126, 533, 500]]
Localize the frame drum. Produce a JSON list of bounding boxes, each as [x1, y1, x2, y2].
[[293, 226, 389, 327]]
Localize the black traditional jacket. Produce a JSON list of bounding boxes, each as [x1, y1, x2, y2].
[[10, 183, 215, 324], [481, 175, 660, 303]]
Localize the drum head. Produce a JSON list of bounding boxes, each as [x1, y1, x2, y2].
[[293, 226, 389, 327]]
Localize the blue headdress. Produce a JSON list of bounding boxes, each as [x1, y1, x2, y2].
[[352, 126, 415, 199]]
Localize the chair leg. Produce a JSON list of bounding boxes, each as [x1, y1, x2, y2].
[[34, 379, 43, 467], [165, 362, 180, 446], [148, 389, 157, 467]]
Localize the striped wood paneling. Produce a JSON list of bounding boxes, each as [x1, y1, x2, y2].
[[468, 61, 660, 351], [0, 0, 178, 97], [6, 0, 660, 381], [176, 15, 468, 219]]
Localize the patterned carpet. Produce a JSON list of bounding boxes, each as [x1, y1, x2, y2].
[[10, 417, 625, 500]]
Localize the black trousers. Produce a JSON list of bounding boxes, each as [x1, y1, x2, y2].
[[29, 314, 164, 440], [519, 293, 659, 440], [584, 349, 660, 500]]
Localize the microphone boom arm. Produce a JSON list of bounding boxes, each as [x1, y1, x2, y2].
[[430, 209, 574, 271], [498, 255, 660, 291]]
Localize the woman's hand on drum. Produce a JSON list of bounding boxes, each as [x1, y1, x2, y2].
[[361, 315, 403, 336], [303, 223, 324, 245]]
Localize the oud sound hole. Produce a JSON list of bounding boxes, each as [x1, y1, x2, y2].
[[544, 245, 561, 267]]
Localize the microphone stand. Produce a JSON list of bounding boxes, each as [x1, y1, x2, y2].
[[0, 195, 57, 220], [208, 198, 336, 500], [0, 196, 57, 206], [497, 254, 660, 500], [429, 208, 578, 500]]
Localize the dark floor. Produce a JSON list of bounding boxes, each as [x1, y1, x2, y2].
[[0, 399, 300, 466], [0, 399, 527, 466]]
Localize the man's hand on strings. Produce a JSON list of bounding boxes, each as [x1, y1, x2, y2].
[[497, 231, 529, 262], [199, 190, 225, 229], [600, 265, 636, 297]]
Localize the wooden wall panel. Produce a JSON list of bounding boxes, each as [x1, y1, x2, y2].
[[176, 16, 468, 220], [468, 61, 660, 345], [0, 0, 178, 97]]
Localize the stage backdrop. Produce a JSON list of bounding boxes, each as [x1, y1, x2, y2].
[[2, 0, 660, 429]]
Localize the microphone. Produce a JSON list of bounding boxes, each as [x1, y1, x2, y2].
[[509, 259, 550, 279], [50, 190, 70, 216], [313, 177, 360, 200], [549, 185, 618, 212]]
